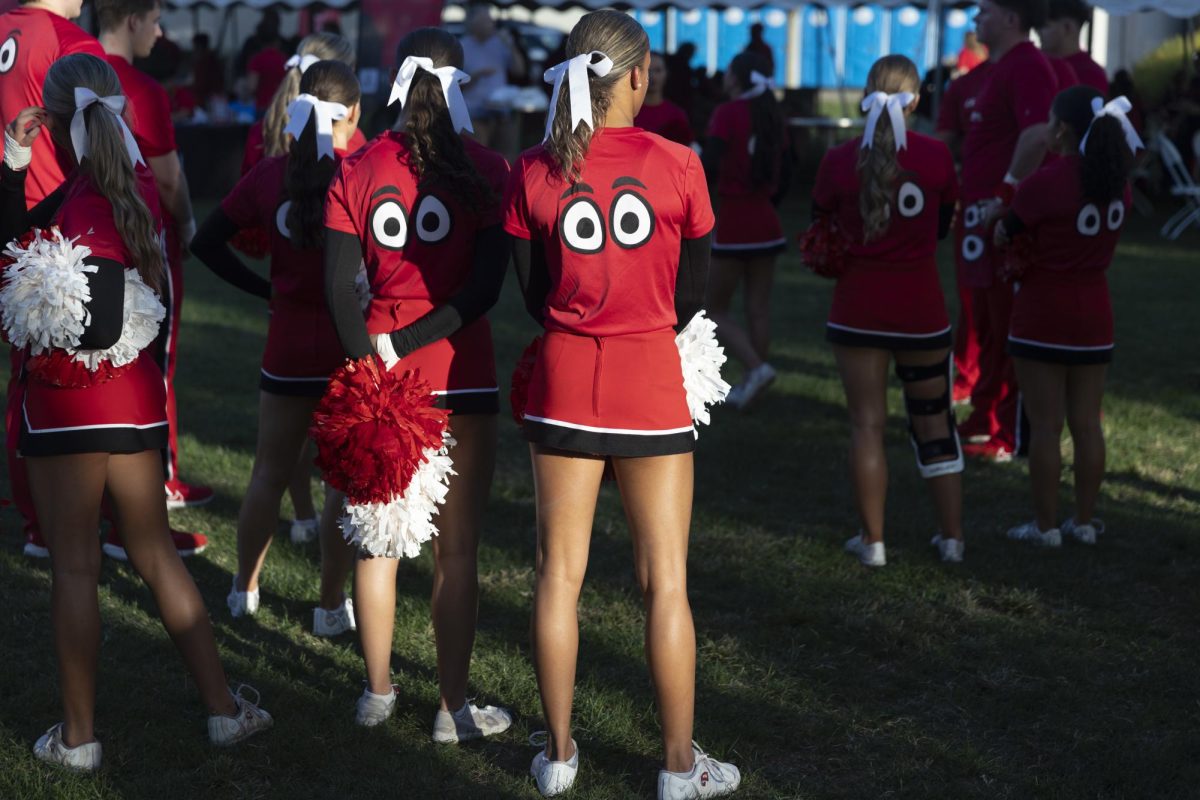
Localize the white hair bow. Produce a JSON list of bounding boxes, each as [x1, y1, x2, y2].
[[71, 88, 144, 167], [389, 56, 474, 135], [860, 91, 914, 151], [284, 93, 349, 161], [542, 51, 613, 141], [285, 53, 321, 73], [1080, 95, 1143, 155], [739, 71, 775, 100]]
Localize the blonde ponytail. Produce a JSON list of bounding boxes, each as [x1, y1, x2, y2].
[[856, 55, 920, 244], [262, 32, 357, 157]]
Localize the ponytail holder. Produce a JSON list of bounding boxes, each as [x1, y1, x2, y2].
[[739, 71, 775, 100], [542, 51, 613, 142], [71, 88, 144, 167], [284, 93, 349, 161], [389, 55, 474, 135], [1080, 95, 1143, 156], [860, 91, 914, 152], [285, 53, 321, 74]]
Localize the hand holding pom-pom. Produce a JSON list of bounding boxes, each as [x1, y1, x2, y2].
[[798, 216, 848, 279], [509, 336, 542, 427], [998, 231, 1035, 284]]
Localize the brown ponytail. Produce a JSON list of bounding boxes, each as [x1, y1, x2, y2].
[[856, 55, 920, 243]]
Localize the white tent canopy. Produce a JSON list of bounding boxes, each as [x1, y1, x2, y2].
[[1092, 0, 1200, 17], [166, 0, 354, 8]]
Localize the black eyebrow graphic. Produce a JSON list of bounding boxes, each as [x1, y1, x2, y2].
[[561, 183, 594, 199], [612, 176, 646, 189], [370, 185, 403, 200]]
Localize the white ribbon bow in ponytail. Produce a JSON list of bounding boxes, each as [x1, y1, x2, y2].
[[389, 56, 474, 135], [71, 88, 144, 167], [284, 93, 349, 161], [542, 51, 613, 141], [1079, 95, 1143, 155], [285, 53, 321, 74], [739, 71, 775, 100], [860, 91, 915, 152]]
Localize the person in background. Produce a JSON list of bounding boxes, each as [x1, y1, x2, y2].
[[191, 32, 224, 109], [956, 31, 988, 75], [1109, 69, 1144, 134], [460, 4, 524, 152], [1038, 0, 1108, 95], [246, 13, 287, 114], [664, 42, 696, 113], [743, 22, 775, 79], [634, 51, 692, 146]]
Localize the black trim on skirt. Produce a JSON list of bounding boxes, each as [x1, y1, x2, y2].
[[826, 324, 953, 351], [439, 390, 500, 415], [522, 418, 695, 457], [1007, 338, 1113, 365], [260, 371, 329, 397], [711, 241, 787, 259], [20, 420, 169, 457]]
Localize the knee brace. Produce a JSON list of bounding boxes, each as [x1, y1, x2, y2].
[[896, 357, 964, 479]]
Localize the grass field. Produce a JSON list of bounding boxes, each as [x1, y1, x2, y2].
[[1, 196, 1199, 800]]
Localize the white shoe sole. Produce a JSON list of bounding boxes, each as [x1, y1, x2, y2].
[[23, 542, 49, 559], [165, 495, 214, 511], [102, 543, 206, 561]]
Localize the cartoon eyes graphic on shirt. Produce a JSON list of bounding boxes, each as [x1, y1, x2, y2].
[[963, 204, 981, 229], [1076, 204, 1101, 236], [413, 194, 452, 244], [275, 201, 292, 238], [896, 181, 925, 218], [1105, 199, 1125, 231], [0, 32, 19, 75], [962, 234, 985, 262], [610, 182, 656, 249], [368, 187, 409, 251], [560, 177, 656, 254], [560, 190, 606, 254]]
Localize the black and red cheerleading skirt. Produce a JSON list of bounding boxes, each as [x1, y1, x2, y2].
[[712, 193, 786, 258], [19, 350, 169, 457], [1007, 270, 1113, 364], [261, 299, 347, 396], [826, 258, 952, 350], [522, 328, 695, 457]]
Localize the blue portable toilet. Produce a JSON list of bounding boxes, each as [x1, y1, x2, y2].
[[888, 5, 929, 70], [759, 7, 789, 85], [800, 5, 841, 88], [717, 7, 752, 73], [673, 7, 709, 71], [634, 9, 666, 52], [941, 6, 978, 63], [845, 5, 884, 86]]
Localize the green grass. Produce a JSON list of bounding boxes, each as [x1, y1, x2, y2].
[[2, 196, 1199, 799]]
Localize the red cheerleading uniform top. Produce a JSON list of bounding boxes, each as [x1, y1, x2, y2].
[[1066, 51, 1108, 95], [242, 118, 368, 175], [503, 127, 715, 338], [706, 97, 780, 198], [936, 61, 993, 140], [0, 7, 104, 208], [634, 100, 692, 146]]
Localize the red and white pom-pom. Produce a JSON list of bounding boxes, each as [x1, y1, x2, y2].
[[25, 348, 134, 388], [0, 227, 96, 353], [798, 216, 848, 279], [675, 311, 730, 432], [509, 335, 542, 427], [72, 268, 164, 371], [230, 226, 269, 260], [310, 357, 456, 558]]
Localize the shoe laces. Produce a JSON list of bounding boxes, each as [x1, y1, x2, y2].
[[689, 742, 733, 781], [232, 684, 261, 712]]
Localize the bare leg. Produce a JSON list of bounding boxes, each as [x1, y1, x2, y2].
[[741, 255, 777, 364], [705, 256, 762, 371], [317, 486, 354, 610], [287, 439, 317, 522], [1013, 358, 1067, 531], [355, 553, 399, 695], [612, 453, 697, 773], [833, 345, 891, 544], [1065, 364, 1107, 524]]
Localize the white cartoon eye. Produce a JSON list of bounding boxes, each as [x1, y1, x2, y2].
[[370, 199, 408, 250], [560, 196, 605, 254], [414, 195, 452, 244], [1076, 204, 1101, 236], [897, 182, 925, 218], [275, 201, 291, 238], [962, 234, 984, 262], [1106, 199, 1125, 231], [964, 204, 980, 229], [609, 191, 655, 249], [0, 37, 17, 74]]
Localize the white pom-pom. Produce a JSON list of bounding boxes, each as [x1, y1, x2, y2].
[[71, 269, 165, 370], [675, 310, 731, 430], [341, 433, 457, 558], [0, 228, 96, 353]]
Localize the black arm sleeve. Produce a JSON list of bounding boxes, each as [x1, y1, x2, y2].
[[390, 225, 510, 358], [0, 164, 28, 245], [191, 208, 271, 300], [323, 227, 373, 360], [771, 149, 794, 207], [511, 235, 549, 326], [675, 233, 712, 331], [1003, 209, 1027, 237], [701, 136, 726, 189], [938, 204, 955, 240], [76, 258, 127, 349]]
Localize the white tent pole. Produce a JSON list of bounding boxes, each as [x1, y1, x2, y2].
[[787, 7, 802, 89]]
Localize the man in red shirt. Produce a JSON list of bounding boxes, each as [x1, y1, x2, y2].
[[634, 52, 693, 147], [246, 27, 286, 113], [1038, 0, 1109, 95], [98, 0, 215, 536]]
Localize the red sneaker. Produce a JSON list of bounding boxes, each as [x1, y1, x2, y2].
[[962, 438, 1014, 463], [102, 528, 209, 560], [164, 479, 215, 510], [952, 382, 973, 407], [956, 411, 995, 444], [23, 528, 49, 559]]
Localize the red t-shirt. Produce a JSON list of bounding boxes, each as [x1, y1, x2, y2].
[[1066, 51, 1108, 95], [106, 54, 176, 160], [503, 127, 715, 338], [241, 118, 368, 175], [1049, 57, 1079, 91], [957, 46, 987, 74], [936, 61, 993, 140], [0, 7, 104, 208], [960, 41, 1057, 201], [325, 133, 509, 335], [1011, 154, 1130, 275], [248, 46, 287, 111], [634, 100, 692, 147], [813, 132, 958, 265], [707, 97, 781, 197]]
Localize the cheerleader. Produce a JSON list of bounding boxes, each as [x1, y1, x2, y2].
[[633, 52, 693, 147], [808, 55, 965, 566], [505, 12, 740, 797], [322, 28, 514, 743], [996, 86, 1137, 547], [0, 55, 270, 772], [191, 61, 360, 634], [702, 50, 788, 410]]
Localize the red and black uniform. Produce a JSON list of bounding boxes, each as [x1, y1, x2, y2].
[[1005, 155, 1128, 364], [324, 132, 510, 413], [813, 132, 958, 350], [504, 127, 715, 456], [1066, 51, 1108, 96], [705, 98, 785, 256], [634, 99, 693, 147]]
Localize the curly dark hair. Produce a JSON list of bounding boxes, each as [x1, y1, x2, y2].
[[1053, 84, 1132, 206]]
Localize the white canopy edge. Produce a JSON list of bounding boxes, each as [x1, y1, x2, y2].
[[1093, 0, 1200, 16], [166, 0, 355, 8]]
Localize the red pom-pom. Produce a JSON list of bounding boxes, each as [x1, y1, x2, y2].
[[230, 226, 270, 260], [509, 336, 542, 427], [25, 349, 133, 388], [999, 232, 1035, 283], [310, 357, 450, 506], [798, 216, 848, 279]]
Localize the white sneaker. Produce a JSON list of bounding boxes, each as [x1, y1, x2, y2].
[[844, 533, 886, 567], [313, 598, 356, 637], [355, 687, 397, 727], [432, 700, 513, 744], [227, 576, 260, 618], [1006, 521, 1062, 548], [1061, 517, 1104, 545], [729, 363, 777, 409], [290, 518, 319, 544], [930, 534, 965, 563], [530, 733, 578, 797], [32, 724, 102, 772], [658, 742, 742, 799], [208, 685, 273, 746], [724, 382, 747, 409]]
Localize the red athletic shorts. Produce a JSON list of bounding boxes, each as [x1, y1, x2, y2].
[[827, 258, 952, 350], [1008, 270, 1113, 364]]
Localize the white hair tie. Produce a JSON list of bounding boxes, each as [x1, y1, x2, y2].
[[285, 53, 321, 74], [860, 91, 914, 152], [1080, 95, 1143, 155], [739, 71, 775, 100], [71, 88, 144, 167], [542, 51, 613, 141], [284, 93, 349, 160], [389, 55, 474, 135]]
